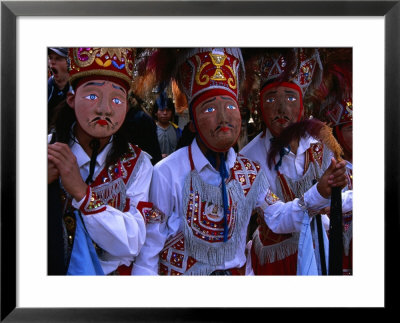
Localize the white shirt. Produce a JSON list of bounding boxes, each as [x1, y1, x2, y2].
[[49, 134, 153, 274], [132, 138, 330, 275], [342, 161, 353, 214]]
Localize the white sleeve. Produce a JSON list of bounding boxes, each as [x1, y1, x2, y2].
[[73, 153, 152, 259], [342, 190, 353, 213], [131, 165, 171, 275], [259, 184, 331, 234]]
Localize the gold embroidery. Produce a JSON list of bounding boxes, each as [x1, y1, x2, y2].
[[226, 60, 238, 89], [195, 55, 210, 85]]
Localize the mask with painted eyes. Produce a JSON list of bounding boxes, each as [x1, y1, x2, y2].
[[260, 84, 303, 137], [192, 95, 241, 152], [67, 79, 128, 139]]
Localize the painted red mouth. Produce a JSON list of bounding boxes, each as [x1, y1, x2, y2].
[[96, 120, 108, 126], [219, 127, 231, 132], [276, 119, 288, 125]]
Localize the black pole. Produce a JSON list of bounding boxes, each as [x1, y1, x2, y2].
[[328, 186, 343, 275]]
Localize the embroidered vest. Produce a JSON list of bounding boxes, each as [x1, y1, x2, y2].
[[253, 143, 331, 265], [158, 147, 268, 275]]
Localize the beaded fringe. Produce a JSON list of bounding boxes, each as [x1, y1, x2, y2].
[[182, 167, 269, 270], [252, 228, 299, 265], [91, 148, 144, 212]]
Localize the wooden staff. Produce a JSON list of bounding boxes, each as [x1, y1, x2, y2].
[[318, 124, 344, 275]]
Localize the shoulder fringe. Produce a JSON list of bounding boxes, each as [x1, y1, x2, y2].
[[343, 218, 352, 256], [274, 144, 332, 200], [252, 229, 299, 265], [181, 166, 269, 268], [91, 146, 144, 212], [92, 179, 126, 211]]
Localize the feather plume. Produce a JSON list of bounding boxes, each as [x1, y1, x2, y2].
[[172, 80, 188, 114]]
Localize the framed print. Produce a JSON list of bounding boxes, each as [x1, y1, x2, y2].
[[1, 0, 398, 321]]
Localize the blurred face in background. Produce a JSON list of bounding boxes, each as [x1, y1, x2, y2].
[[48, 51, 69, 85], [156, 108, 173, 127]]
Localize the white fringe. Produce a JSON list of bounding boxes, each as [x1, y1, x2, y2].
[[181, 166, 269, 268], [92, 178, 126, 211], [91, 147, 144, 212], [252, 228, 299, 265]]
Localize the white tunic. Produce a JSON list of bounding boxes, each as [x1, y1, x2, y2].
[[132, 138, 331, 275]]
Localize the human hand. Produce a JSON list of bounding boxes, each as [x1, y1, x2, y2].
[[317, 158, 348, 199], [48, 158, 60, 184], [319, 206, 331, 216], [48, 143, 87, 201]]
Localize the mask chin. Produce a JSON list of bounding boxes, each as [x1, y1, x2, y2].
[[195, 123, 239, 153]]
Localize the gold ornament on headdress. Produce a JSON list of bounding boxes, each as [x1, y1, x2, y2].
[[195, 55, 210, 86], [210, 52, 227, 81]]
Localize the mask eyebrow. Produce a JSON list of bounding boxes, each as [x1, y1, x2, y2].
[[221, 96, 236, 104], [201, 97, 217, 106], [284, 90, 298, 95], [83, 81, 106, 87], [112, 83, 126, 94]]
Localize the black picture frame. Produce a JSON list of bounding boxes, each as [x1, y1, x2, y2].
[[1, 0, 398, 321]]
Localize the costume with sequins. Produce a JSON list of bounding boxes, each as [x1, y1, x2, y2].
[[240, 129, 333, 274], [132, 138, 332, 275]]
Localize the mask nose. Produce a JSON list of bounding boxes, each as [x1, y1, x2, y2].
[[277, 96, 286, 114], [96, 97, 112, 116]]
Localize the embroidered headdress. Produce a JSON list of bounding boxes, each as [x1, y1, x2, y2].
[[259, 48, 322, 96], [133, 48, 244, 113], [326, 98, 353, 127], [174, 48, 244, 108], [241, 48, 323, 126], [68, 47, 135, 91], [308, 48, 352, 126]]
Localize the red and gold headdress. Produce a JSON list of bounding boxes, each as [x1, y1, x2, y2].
[[133, 48, 244, 112], [241, 48, 323, 124], [175, 48, 244, 107], [68, 47, 135, 91], [259, 48, 323, 97]]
